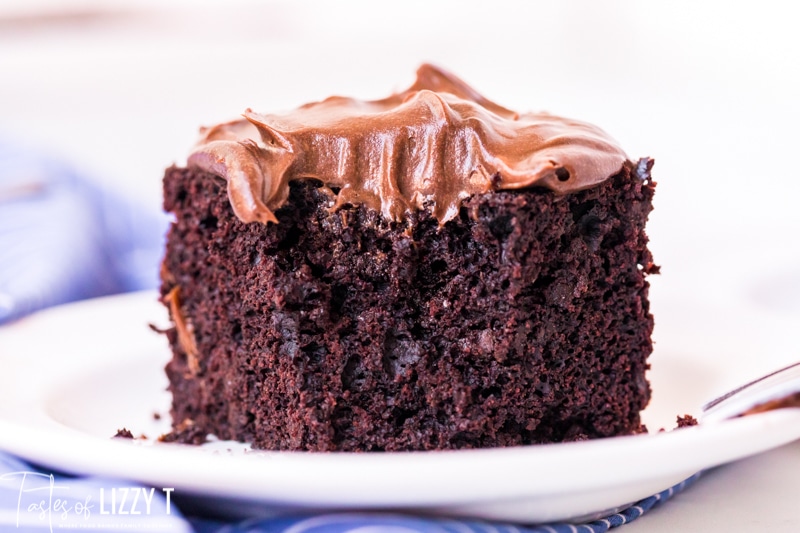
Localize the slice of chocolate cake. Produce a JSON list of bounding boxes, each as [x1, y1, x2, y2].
[[160, 65, 657, 451]]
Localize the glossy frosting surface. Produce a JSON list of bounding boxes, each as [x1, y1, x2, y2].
[[188, 64, 627, 224]]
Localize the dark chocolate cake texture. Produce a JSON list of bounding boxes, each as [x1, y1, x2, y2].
[[160, 64, 657, 451]]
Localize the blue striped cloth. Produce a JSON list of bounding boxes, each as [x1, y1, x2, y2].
[[186, 473, 701, 532], [0, 138, 167, 322], [0, 139, 700, 532]]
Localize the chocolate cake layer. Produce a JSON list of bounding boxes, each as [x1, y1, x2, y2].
[[160, 159, 656, 451]]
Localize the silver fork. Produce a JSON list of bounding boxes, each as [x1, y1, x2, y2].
[[702, 361, 800, 423]]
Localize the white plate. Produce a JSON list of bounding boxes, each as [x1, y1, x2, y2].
[[1, 291, 800, 524]]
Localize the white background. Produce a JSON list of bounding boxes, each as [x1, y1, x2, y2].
[[2, 1, 800, 530]]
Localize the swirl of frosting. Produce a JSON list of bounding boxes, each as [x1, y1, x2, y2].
[[188, 64, 627, 225]]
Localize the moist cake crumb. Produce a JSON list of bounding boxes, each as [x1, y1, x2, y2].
[[113, 428, 134, 439]]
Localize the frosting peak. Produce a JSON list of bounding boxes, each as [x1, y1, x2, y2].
[[189, 64, 627, 225]]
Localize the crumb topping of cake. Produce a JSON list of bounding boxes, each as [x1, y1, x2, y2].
[[188, 64, 627, 225]]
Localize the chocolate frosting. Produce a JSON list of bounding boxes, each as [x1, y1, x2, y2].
[[189, 64, 627, 224]]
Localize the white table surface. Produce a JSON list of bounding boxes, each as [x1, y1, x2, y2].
[[2, 1, 799, 530]]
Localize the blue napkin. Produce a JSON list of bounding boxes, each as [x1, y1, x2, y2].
[[0, 139, 699, 532], [0, 138, 167, 323]]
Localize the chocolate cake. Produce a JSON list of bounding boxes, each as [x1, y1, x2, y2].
[[160, 65, 657, 451]]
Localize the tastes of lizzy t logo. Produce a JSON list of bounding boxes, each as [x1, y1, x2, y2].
[[1, 470, 174, 531]]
